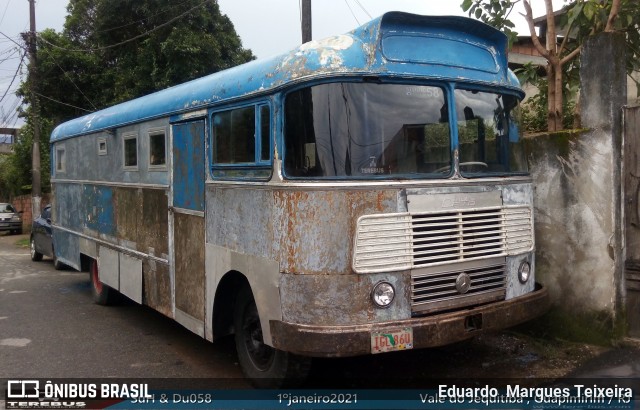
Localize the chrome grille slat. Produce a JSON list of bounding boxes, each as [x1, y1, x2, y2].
[[410, 262, 507, 312], [353, 205, 533, 274]]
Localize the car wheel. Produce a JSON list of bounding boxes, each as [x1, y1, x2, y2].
[[234, 286, 311, 388], [30, 236, 43, 262], [90, 259, 118, 305]]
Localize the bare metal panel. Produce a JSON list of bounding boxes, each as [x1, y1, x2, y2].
[[280, 271, 410, 326], [174, 212, 205, 321], [140, 189, 169, 257], [119, 253, 143, 304], [407, 190, 501, 212], [205, 244, 281, 345], [143, 260, 172, 317], [99, 246, 119, 290], [115, 187, 142, 247]]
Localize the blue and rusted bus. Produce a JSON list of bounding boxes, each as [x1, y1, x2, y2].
[[49, 12, 549, 385]]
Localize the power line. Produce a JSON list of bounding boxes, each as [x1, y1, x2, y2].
[[0, 52, 25, 104], [38, 0, 214, 53], [0, 31, 26, 50], [352, 0, 372, 19], [35, 92, 93, 113], [40, 46, 97, 110], [92, 0, 197, 35], [0, 0, 12, 28], [344, 0, 361, 26]]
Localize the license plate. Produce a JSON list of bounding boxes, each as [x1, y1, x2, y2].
[[371, 328, 413, 354]]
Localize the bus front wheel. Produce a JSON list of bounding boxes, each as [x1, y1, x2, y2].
[[90, 259, 118, 305], [234, 287, 311, 388]]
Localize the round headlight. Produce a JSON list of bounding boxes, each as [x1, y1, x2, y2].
[[518, 261, 531, 284], [371, 282, 395, 308]]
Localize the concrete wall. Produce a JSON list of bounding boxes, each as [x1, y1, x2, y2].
[[525, 33, 626, 334]]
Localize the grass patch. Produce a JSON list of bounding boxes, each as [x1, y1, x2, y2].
[[513, 307, 622, 346], [15, 238, 29, 248]]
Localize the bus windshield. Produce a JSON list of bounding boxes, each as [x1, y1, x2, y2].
[[284, 83, 451, 178], [284, 83, 527, 179], [455, 89, 528, 176]]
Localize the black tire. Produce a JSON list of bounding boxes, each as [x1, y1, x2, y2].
[[30, 236, 43, 262], [234, 286, 311, 388], [90, 259, 118, 305]]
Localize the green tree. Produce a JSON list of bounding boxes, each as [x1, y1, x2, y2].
[[7, 0, 253, 197], [462, 0, 639, 132], [19, 0, 254, 124], [0, 114, 52, 199]]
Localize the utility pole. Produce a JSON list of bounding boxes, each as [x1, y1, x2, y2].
[[301, 0, 311, 43], [27, 0, 41, 219]]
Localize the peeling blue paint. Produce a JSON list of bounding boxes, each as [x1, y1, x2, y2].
[[51, 12, 521, 142], [83, 185, 115, 235]]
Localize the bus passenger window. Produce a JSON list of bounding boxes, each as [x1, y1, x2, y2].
[[213, 107, 255, 164], [123, 134, 138, 168], [56, 146, 66, 173], [260, 105, 270, 162], [149, 131, 166, 166]]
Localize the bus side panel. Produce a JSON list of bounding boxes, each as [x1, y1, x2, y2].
[[143, 260, 172, 317], [175, 212, 205, 321], [52, 182, 84, 270]]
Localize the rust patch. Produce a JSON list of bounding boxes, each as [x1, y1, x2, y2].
[[143, 260, 172, 318], [174, 213, 205, 320], [114, 187, 142, 245], [274, 189, 398, 275]]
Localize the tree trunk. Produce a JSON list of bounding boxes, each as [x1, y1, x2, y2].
[[553, 61, 564, 131], [547, 64, 556, 131]]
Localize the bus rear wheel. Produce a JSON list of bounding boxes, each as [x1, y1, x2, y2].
[[234, 287, 311, 388], [90, 259, 118, 305]]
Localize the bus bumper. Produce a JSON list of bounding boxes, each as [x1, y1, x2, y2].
[[270, 283, 549, 357]]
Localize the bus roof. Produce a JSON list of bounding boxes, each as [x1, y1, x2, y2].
[[51, 12, 522, 142]]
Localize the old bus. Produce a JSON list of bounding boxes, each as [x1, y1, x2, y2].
[[49, 12, 549, 385]]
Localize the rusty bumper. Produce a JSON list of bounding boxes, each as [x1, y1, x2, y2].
[[270, 284, 549, 358]]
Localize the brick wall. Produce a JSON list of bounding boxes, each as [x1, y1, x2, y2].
[[11, 194, 50, 231]]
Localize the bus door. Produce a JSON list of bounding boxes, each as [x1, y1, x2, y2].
[[170, 119, 206, 336]]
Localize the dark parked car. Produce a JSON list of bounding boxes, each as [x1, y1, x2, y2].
[[0, 202, 23, 234], [30, 204, 64, 269]]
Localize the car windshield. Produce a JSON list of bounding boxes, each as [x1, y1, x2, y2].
[[0, 204, 16, 213], [284, 83, 451, 178]]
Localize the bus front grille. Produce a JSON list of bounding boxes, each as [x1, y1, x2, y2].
[[353, 205, 533, 274], [410, 259, 506, 314]]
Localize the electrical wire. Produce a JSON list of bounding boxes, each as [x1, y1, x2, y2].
[[35, 92, 93, 112], [40, 46, 97, 110], [91, 0, 198, 35], [38, 0, 214, 53], [0, 0, 12, 29], [0, 52, 25, 104], [352, 0, 372, 19], [0, 32, 26, 50], [344, 0, 361, 25]]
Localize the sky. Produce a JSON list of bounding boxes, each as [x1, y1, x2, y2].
[[0, 0, 561, 129]]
